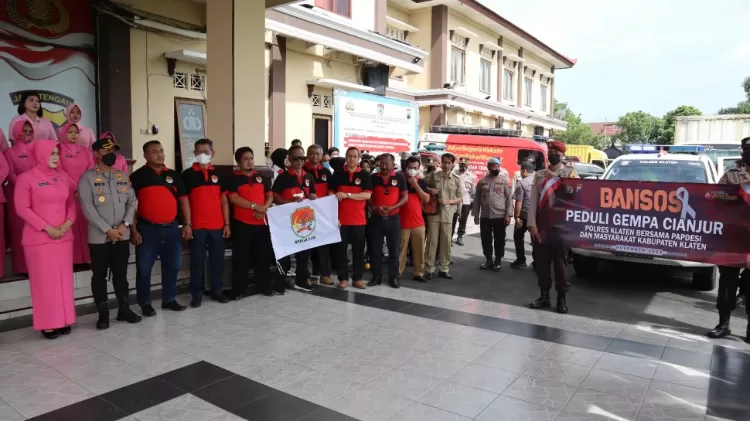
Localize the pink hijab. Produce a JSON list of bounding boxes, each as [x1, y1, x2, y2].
[[59, 122, 85, 155], [29, 140, 75, 189], [60, 104, 94, 148], [11, 120, 33, 148]]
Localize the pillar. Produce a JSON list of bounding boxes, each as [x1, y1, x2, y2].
[[517, 47, 524, 108], [206, 0, 266, 165], [549, 66, 555, 115], [97, 11, 132, 159], [269, 35, 286, 151], [430, 5, 448, 89], [374, 0, 387, 34], [495, 37, 503, 103]]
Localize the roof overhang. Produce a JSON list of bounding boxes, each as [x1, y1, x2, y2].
[[266, 5, 428, 74], [307, 78, 374, 93], [164, 49, 206, 65], [387, 87, 568, 131]]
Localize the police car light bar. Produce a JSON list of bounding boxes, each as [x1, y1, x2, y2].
[[626, 144, 705, 154]]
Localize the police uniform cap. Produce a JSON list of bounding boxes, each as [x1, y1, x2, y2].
[[548, 140, 567, 154], [92, 137, 121, 151], [459, 156, 470, 164], [741, 137, 750, 149], [521, 162, 535, 171]]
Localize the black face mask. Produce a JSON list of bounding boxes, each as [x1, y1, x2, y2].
[[742, 151, 750, 165], [101, 153, 117, 167], [459, 165, 468, 171], [489, 169, 500, 176], [548, 154, 562, 166], [426, 166, 435, 173]]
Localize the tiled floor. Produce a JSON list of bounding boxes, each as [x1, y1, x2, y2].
[[0, 283, 749, 420]]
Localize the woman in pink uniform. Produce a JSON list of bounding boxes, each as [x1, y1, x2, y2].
[[58, 104, 95, 148], [59, 122, 93, 264], [98, 132, 129, 173], [0, 128, 7, 150], [5, 121, 37, 274], [0, 151, 8, 277], [7, 92, 58, 151], [15, 140, 76, 339]]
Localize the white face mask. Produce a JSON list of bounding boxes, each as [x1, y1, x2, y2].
[[407, 169, 419, 177], [196, 153, 211, 165]]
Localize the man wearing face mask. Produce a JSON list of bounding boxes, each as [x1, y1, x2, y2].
[[706, 137, 750, 342], [527, 141, 578, 314], [452, 156, 476, 246], [78, 137, 142, 329], [424, 153, 464, 280], [472, 157, 513, 272]]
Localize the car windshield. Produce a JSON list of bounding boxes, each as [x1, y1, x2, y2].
[[604, 159, 707, 183]]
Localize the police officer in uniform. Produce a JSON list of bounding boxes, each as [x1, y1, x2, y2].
[[472, 157, 513, 272], [78, 137, 142, 330], [706, 137, 750, 342], [527, 141, 578, 314]]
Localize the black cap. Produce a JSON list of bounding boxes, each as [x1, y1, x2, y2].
[[92, 137, 121, 151], [741, 137, 750, 149], [521, 162, 535, 171]]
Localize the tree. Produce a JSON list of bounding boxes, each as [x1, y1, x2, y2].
[[718, 76, 750, 114], [657, 105, 702, 144], [553, 100, 605, 148], [613, 111, 663, 144]]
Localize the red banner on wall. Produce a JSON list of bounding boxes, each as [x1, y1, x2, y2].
[[543, 179, 750, 267]]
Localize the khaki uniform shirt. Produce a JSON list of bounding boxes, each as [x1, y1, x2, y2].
[[458, 170, 477, 205], [527, 165, 578, 229], [718, 168, 749, 185], [426, 170, 464, 223], [78, 167, 138, 244], [472, 174, 513, 219]]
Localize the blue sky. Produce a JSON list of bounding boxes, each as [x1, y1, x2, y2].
[[482, 0, 750, 122]]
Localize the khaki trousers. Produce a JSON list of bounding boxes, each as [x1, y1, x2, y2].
[[425, 220, 452, 274], [398, 226, 426, 277]]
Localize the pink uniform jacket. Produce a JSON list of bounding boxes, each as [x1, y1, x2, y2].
[[14, 141, 76, 246], [58, 104, 95, 149], [59, 122, 95, 182], [0, 128, 7, 151], [0, 152, 9, 203], [6, 114, 58, 151]]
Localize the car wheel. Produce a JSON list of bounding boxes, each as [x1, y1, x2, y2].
[[573, 255, 596, 279], [692, 267, 716, 291]]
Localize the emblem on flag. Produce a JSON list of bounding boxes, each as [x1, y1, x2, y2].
[[290, 206, 316, 238]]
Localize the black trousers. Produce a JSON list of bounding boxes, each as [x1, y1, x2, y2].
[[479, 218, 507, 261], [291, 250, 311, 286], [717, 266, 750, 316], [513, 217, 535, 264], [535, 235, 570, 292], [89, 240, 131, 304], [311, 245, 332, 278], [452, 204, 472, 237], [232, 221, 273, 295], [338, 225, 366, 281], [370, 216, 401, 280], [740, 269, 750, 296]]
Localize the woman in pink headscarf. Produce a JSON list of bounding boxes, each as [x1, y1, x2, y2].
[[15, 140, 76, 339], [4, 121, 37, 274], [98, 132, 129, 173], [7, 92, 58, 152], [59, 122, 94, 264], [0, 128, 7, 150], [58, 104, 95, 148], [0, 150, 8, 276]]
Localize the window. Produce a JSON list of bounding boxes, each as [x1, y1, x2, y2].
[[450, 47, 465, 85], [479, 59, 491, 93], [314, 0, 351, 18], [503, 69, 513, 100], [524, 77, 533, 106], [540, 84, 548, 112]]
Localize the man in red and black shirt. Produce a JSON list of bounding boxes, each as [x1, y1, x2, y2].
[[181, 139, 230, 307], [399, 156, 430, 282], [329, 147, 372, 289], [129, 140, 191, 316], [228, 146, 277, 297], [273, 144, 318, 291], [368, 154, 407, 288], [305, 144, 334, 286]]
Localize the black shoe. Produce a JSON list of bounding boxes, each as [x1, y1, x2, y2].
[[57, 326, 72, 335], [456, 236, 464, 246], [210, 294, 229, 304], [96, 302, 110, 330], [492, 260, 501, 272], [275, 289, 286, 295], [368, 277, 382, 287], [116, 307, 142, 324], [295, 279, 314, 292], [190, 297, 202, 308], [510, 261, 527, 269], [389, 278, 401, 288], [263, 291, 274, 297], [162, 301, 187, 312], [738, 294, 746, 307], [140, 304, 157, 317], [425, 272, 434, 281], [480, 259, 492, 270], [707, 316, 731, 339], [438, 271, 453, 280], [529, 291, 551, 310], [557, 293, 569, 314], [413, 275, 427, 283], [745, 328, 750, 344], [41, 330, 59, 340]]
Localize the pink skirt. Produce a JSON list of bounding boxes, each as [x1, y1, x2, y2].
[[25, 240, 76, 330], [71, 204, 90, 264], [5, 184, 27, 273]]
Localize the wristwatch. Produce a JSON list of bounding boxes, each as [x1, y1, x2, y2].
[[123, 221, 131, 228], [251, 202, 256, 210], [347, 193, 352, 198]]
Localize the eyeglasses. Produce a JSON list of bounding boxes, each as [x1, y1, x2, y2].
[[289, 156, 306, 162]]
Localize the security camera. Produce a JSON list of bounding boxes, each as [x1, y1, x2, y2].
[[151, 125, 159, 135]]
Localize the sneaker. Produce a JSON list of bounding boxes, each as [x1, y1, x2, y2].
[[296, 279, 314, 292], [319, 276, 334, 286]]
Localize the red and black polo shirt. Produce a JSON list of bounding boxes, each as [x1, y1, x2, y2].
[[228, 170, 272, 226], [272, 169, 315, 202], [371, 171, 407, 216], [304, 163, 332, 198], [181, 163, 227, 230], [328, 166, 373, 226], [130, 165, 187, 224], [400, 174, 429, 229]]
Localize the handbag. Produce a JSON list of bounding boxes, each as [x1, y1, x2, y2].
[[423, 172, 440, 215]]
